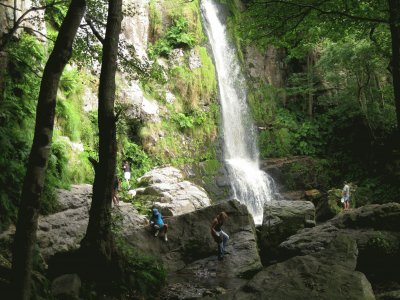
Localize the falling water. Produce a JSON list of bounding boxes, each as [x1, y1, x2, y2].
[[201, 0, 274, 224]]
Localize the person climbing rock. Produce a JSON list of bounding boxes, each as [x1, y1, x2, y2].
[[150, 208, 169, 242], [342, 181, 350, 210], [211, 211, 229, 261]]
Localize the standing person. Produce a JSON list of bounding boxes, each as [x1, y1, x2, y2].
[[112, 176, 120, 206], [122, 160, 131, 188], [211, 212, 229, 261], [342, 181, 350, 210], [150, 208, 168, 242]]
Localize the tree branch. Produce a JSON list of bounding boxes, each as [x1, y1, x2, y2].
[[84, 17, 105, 44], [369, 25, 391, 60], [0, 0, 67, 51], [0, 2, 21, 11], [254, 0, 388, 24], [21, 26, 55, 42]]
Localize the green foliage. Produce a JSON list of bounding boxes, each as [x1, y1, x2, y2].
[[45, 0, 69, 30], [59, 67, 82, 97], [111, 215, 166, 297], [239, 0, 389, 58], [0, 34, 46, 229], [148, 17, 195, 58], [149, 0, 162, 40], [283, 159, 334, 191], [56, 98, 82, 142], [353, 177, 400, 207], [119, 141, 153, 185], [169, 48, 217, 109], [162, 0, 205, 42], [367, 232, 400, 256]]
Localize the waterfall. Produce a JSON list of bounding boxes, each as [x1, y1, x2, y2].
[[201, 0, 274, 224]]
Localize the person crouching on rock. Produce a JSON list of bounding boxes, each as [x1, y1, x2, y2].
[[211, 212, 229, 261], [150, 208, 168, 242]]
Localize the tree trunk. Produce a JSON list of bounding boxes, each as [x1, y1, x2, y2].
[[10, 1, 86, 299], [389, 0, 400, 139], [80, 0, 122, 271]]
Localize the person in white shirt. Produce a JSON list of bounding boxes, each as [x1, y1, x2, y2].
[[342, 181, 350, 210]]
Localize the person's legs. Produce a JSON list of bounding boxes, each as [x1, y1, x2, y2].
[[153, 224, 160, 236], [163, 224, 168, 241], [220, 230, 229, 255], [217, 243, 223, 260], [113, 189, 119, 205]]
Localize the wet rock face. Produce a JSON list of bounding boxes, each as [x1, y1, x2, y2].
[[244, 46, 287, 88], [126, 200, 262, 293], [134, 166, 211, 216]]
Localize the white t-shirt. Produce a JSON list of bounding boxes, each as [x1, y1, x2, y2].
[[342, 184, 350, 200]]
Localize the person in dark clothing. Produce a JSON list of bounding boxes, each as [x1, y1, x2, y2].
[[211, 212, 229, 260], [112, 176, 120, 206]]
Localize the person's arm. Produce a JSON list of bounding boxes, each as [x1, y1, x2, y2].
[[210, 218, 218, 236]]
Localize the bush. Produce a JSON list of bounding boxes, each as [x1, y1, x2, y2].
[[120, 142, 153, 185], [148, 17, 195, 58]]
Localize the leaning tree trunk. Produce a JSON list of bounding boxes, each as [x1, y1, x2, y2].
[[11, 1, 86, 299], [80, 0, 122, 273], [389, 0, 400, 140]]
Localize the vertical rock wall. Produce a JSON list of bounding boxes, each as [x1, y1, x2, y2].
[[244, 46, 288, 88], [0, 0, 46, 41], [121, 0, 150, 60]]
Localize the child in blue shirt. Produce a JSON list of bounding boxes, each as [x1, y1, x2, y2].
[[150, 208, 169, 242]]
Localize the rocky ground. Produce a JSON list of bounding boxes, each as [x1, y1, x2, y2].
[[0, 165, 399, 299]]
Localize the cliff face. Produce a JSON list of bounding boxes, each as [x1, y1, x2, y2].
[[244, 45, 288, 88], [121, 0, 150, 60], [0, 0, 46, 40]]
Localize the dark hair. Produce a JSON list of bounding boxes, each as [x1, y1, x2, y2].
[[217, 212, 228, 220]]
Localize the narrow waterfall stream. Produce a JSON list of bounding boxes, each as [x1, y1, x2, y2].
[[201, 0, 274, 224]]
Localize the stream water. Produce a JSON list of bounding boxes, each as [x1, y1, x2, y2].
[[201, 0, 274, 224]]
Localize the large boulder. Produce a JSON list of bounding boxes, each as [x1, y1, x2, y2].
[[0, 185, 146, 261], [278, 203, 400, 292], [315, 189, 342, 222], [133, 166, 211, 216], [126, 200, 262, 293], [51, 273, 81, 300], [258, 200, 315, 265], [232, 235, 375, 300]]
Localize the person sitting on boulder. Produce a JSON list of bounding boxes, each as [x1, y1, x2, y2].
[[150, 208, 168, 242], [211, 211, 229, 261]]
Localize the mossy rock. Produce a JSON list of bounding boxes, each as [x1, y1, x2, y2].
[[131, 194, 160, 214], [315, 189, 342, 222]]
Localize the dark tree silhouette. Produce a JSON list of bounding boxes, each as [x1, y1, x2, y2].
[[10, 1, 87, 299], [79, 0, 123, 283]]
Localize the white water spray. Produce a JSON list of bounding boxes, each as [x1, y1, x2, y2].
[[201, 0, 274, 224]]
